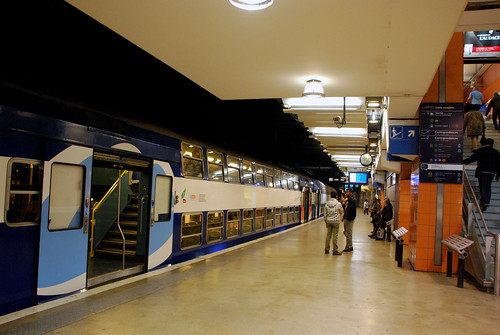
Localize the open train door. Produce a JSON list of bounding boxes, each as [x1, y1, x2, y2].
[[37, 144, 92, 299], [148, 160, 174, 270]]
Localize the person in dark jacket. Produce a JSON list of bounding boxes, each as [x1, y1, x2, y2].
[[373, 198, 393, 240], [485, 91, 500, 130], [342, 188, 357, 252], [463, 138, 500, 211]]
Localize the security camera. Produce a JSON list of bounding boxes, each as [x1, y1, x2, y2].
[[333, 116, 342, 123]]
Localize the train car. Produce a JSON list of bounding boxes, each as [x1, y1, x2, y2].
[[0, 104, 326, 316]]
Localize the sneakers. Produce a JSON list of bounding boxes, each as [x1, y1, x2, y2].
[[332, 251, 342, 255], [342, 248, 353, 252]]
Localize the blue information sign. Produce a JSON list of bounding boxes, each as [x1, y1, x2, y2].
[[388, 125, 419, 155]]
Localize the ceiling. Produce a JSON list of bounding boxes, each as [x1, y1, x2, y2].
[[2, 1, 500, 186]]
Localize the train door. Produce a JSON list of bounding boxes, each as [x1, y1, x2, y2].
[[303, 188, 310, 222], [87, 152, 150, 287], [37, 144, 92, 298], [148, 160, 174, 270]]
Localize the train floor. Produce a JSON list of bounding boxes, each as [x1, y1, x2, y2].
[[2, 209, 500, 335]]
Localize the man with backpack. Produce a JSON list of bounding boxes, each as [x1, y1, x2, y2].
[[324, 189, 344, 255], [486, 91, 500, 130]]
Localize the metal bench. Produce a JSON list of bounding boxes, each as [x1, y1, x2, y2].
[[392, 227, 408, 267], [441, 235, 474, 288]]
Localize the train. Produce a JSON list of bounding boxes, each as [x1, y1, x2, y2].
[[0, 103, 327, 316]]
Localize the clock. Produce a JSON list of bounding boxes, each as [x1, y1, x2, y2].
[[360, 153, 373, 166]]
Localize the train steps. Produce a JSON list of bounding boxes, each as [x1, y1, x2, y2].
[[95, 196, 139, 258]]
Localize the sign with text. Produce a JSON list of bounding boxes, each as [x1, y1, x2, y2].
[[419, 103, 463, 183]]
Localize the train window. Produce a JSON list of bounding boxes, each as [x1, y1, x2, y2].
[[255, 208, 265, 231], [275, 207, 282, 225], [287, 175, 294, 190], [242, 160, 254, 185], [181, 143, 204, 179], [181, 213, 203, 249], [266, 208, 274, 228], [207, 150, 225, 182], [265, 167, 274, 188], [226, 210, 240, 238], [254, 164, 265, 187], [207, 211, 223, 243], [281, 173, 287, 189], [282, 207, 288, 224], [5, 160, 43, 226], [227, 156, 241, 184], [295, 206, 300, 221], [293, 175, 299, 190], [154, 175, 172, 222], [274, 170, 281, 188], [242, 209, 254, 234], [48, 163, 85, 231]]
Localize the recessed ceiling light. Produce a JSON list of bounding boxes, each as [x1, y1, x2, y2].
[[229, 0, 273, 11]]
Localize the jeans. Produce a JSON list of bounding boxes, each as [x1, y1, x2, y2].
[[325, 222, 340, 252], [478, 172, 495, 205], [343, 219, 354, 249]]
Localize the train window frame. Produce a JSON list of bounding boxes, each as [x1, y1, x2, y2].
[[48, 162, 85, 231], [154, 175, 173, 222], [254, 164, 265, 187], [282, 206, 289, 224], [181, 142, 204, 179], [227, 156, 241, 184], [5, 158, 44, 227], [207, 149, 225, 182], [255, 208, 265, 231], [293, 175, 299, 190], [226, 210, 240, 238], [242, 208, 254, 234], [207, 211, 224, 243], [242, 160, 254, 185], [266, 207, 274, 228], [265, 167, 274, 188], [181, 212, 203, 249]]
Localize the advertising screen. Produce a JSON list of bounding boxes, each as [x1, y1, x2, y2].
[[464, 30, 500, 62]]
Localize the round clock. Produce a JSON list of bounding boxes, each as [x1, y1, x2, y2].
[[360, 153, 373, 166]]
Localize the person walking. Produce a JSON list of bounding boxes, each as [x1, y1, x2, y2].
[[463, 138, 500, 211], [467, 87, 484, 111], [486, 91, 500, 130], [324, 189, 344, 255], [342, 188, 357, 252], [464, 108, 486, 150], [363, 199, 370, 215]]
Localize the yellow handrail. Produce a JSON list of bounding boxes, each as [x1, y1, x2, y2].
[[90, 170, 128, 257]]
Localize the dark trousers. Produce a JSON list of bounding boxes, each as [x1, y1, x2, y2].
[[478, 173, 495, 205]]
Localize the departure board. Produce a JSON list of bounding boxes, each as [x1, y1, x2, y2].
[[419, 103, 463, 184]]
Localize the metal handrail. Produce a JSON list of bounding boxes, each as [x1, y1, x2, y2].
[[462, 167, 500, 295], [90, 170, 128, 257]]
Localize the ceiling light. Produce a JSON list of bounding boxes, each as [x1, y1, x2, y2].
[[310, 127, 366, 137], [369, 143, 377, 147], [229, 0, 273, 10], [282, 97, 364, 111], [302, 79, 325, 98], [367, 102, 381, 108]]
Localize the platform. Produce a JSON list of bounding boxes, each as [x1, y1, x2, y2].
[[1, 210, 500, 335]]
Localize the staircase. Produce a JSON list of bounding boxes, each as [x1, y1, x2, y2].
[[462, 121, 500, 293], [94, 195, 139, 258]]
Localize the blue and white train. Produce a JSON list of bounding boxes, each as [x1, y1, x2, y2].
[[0, 104, 327, 316]]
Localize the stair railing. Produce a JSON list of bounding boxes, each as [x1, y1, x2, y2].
[[90, 170, 128, 257], [463, 168, 500, 295]]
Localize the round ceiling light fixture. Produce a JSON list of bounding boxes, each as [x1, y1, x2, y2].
[[302, 79, 325, 98], [229, 0, 274, 11]]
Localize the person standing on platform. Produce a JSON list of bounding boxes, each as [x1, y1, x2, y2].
[[324, 189, 344, 256], [368, 197, 381, 238], [486, 91, 500, 130], [464, 108, 486, 150], [375, 198, 393, 241], [342, 188, 357, 253], [463, 138, 500, 211], [363, 199, 370, 215], [467, 87, 484, 111]]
